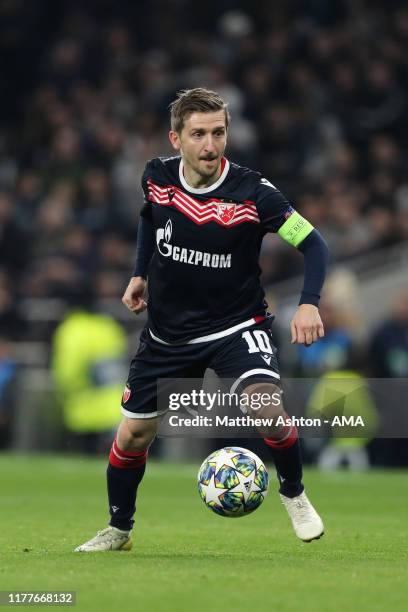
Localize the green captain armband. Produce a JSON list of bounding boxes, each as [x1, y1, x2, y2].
[[278, 211, 314, 247]]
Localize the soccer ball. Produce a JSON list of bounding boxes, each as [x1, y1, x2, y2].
[[197, 447, 268, 517]]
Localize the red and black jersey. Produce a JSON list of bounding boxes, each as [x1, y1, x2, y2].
[[141, 155, 296, 344]]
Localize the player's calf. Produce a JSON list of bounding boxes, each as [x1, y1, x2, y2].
[[243, 382, 324, 541], [117, 415, 157, 452], [74, 417, 156, 552], [108, 418, 156, 532], [243, 381, 287, 440], [243, 381, 304, 496]]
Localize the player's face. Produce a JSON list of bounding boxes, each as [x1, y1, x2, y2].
[[169, 111, 227, 182]]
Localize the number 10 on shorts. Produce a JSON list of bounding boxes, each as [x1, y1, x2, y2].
[[242, 330, 273, 354]]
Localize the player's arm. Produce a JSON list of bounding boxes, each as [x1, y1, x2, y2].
[[122, 173, 155, 314], [287, 227, 328, 345], [256, 178, 329, 345]]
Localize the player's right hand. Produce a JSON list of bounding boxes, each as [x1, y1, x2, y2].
[[122, 276, 147, 314]]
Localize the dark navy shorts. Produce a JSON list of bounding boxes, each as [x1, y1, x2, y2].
[[121, 317, 280, 419]]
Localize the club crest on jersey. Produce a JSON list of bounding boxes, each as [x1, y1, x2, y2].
[[217, 203, 236, 225], [122, 384, 131, 403]]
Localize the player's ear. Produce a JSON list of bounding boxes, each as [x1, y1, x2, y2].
[[169, 130, 181, 151]]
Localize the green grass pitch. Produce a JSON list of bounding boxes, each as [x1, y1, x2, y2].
[[1, 454, 407, 611]]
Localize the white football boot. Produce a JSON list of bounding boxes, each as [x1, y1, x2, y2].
[[280, 491, 324, 542], [74, 527, 132, 552]]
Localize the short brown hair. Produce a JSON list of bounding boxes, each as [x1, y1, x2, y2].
[[169, 88, 230, 133]]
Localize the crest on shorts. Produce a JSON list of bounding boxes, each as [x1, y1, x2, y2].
[[122, 384, 131, 403], [217, 203, 236, 224]]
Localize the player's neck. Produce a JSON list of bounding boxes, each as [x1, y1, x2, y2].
[[182, 161, 222, 189]]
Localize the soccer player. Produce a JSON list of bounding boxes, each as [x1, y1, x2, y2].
[[75, 88, 329, 552]]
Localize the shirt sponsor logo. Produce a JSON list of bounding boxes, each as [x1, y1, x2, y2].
[[156, 219, 232, 269]]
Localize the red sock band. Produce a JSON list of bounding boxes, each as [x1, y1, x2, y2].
[[264, 423, 298, 450], [109, 438, 148, 469]]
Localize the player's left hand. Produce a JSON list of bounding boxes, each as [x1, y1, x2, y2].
[[290, 304, 324, 346]]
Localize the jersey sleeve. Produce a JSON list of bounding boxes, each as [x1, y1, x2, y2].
[[140, 161, 154, 219], [132, 214, 155, 279], [255, 177, 314, 247]]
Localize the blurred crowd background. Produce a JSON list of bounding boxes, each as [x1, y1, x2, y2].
[[0, 0, 407, 464]]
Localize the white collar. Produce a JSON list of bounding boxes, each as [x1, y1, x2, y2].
[[179, 158, 230, 194]]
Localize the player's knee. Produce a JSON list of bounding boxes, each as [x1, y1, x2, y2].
[[242, 381, 283, 419], [117, 417, 157, 451]]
